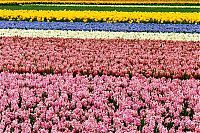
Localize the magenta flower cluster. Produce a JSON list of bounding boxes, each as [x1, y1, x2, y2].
[[0, 72, 199, 132], [0, 37, 199, 79]]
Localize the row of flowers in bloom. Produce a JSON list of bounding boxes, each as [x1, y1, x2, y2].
[[0, 21, 199, 33], [0, 10, 199, 23], [0, 29, 199, 41], [0, 37, 199, 79], [0, 72, 199, 132]]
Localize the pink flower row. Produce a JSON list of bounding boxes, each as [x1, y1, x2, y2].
[[0, 72, 199, 132], [0, 37, 199, 79]]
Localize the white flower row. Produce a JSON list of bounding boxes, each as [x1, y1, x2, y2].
[[0, 29, 199, 41], [26, 4, 200, 8]]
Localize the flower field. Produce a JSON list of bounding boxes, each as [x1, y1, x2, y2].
[[0, 1, 199, 133]]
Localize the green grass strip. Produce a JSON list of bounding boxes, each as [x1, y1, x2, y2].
[[0, 4, 199, 12], [0, 3, 200, 6], [23, 4, 200, 8]]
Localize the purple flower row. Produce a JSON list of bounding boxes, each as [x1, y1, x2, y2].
[[0, 72, 199, 132], [0, 21, 199, 33]]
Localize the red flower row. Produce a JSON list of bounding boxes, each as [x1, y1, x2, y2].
[[0, 36, 199, 79]]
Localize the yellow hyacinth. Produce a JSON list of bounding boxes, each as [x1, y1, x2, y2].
[[0, 10, 199, 24]]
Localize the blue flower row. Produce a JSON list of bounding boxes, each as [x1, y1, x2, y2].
[[0, 21, 199, 33]]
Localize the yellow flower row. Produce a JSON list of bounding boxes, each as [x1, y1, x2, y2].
[[0, 0, 199, 4], [0, 10, 199, 24]]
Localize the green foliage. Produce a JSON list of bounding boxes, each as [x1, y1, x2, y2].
[[108, 96, 119, 112], [0, 4, 199, 12], [154, 122, 159, 133], [137, 118, 145, 132]]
